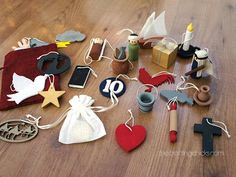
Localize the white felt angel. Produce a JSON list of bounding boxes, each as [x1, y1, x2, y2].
[[7, 73, 48, 104]]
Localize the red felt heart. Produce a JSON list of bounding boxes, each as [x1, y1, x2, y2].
[[115, 124, 146, 152]]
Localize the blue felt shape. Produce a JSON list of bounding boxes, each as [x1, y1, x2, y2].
[[99, 77, 126, 98], [160, 90, 193, 105], [56, 30, 86, 42], [30, 38, 49, 48]]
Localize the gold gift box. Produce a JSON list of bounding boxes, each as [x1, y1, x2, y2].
[[152, 42, 178, 69]]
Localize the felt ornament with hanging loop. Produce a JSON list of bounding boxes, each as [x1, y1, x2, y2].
[[39, 75, 65, 108], [194, 118, 230, 156], [115, 109, 146, 152], [138, 68, 176, 92], [116, 29, 139, 61], [160, 76, 198, 105], [99, 74, 137, 98], [84, 38, 114, 65], [7, 73, 49, 104]]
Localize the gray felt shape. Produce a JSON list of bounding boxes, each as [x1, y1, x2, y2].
[[30, 38, 49, 48], [56, 30, 86, 42], [160, 90, 193, 105]]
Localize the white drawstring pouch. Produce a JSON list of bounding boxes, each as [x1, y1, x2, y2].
[[59, 95, 106, 144]]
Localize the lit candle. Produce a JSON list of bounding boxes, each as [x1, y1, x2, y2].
[[183, 23, 193, 51]]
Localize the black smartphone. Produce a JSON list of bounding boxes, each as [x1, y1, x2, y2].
[[68, 66, 91, 88]]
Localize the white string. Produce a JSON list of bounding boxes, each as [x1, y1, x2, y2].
[[104, 39, 115, 51], [143, 38, 160, 47], [84, 39, 95, 65], [21, 110, 71, 129], [47, 74, 55, 85], [162, 37, 178, 45], [178, 32, 194, 49], [90, 89, 119, 112], [89, 67, 98, 78], [143, 36, 178, 48], [206, 119, 231, 138], [37, 51, 59, 60], [125, 109, 135, 131], [116, 74, 138, 81], [166, 96, 178, 110], [152, 71, 177, 78], [84, 38, 115, 65], [98, 39, 115, 61], [74, 66, 97, 78], [10, 84, 16, 92], [116, 28, 134, 35], [176, 76, 199, 91], [128, 60, 134, 70], [98, 39, 109, 61]]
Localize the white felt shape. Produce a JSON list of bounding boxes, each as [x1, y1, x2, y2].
[[7, 73, 48, 104], [59, 95, 106, 144], [12, 73, 33, 92], [139, 12, 156, 38], [141, 11, 168, 40], [204, 60, 215, 77]]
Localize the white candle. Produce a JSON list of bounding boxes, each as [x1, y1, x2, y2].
[[183, 23, 193, 51]]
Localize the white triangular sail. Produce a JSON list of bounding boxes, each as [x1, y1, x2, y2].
[[139, 11, 168, 40], [139, 12, 156, 38], [203, 60, 216, 78]]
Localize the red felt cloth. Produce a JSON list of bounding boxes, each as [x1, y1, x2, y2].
[[0, 44, 60, 111], [138, 68, 175, 92], [115, 124, 146, 152]]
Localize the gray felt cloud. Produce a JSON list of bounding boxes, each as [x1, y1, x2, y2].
[[56, 30, 86, 42]]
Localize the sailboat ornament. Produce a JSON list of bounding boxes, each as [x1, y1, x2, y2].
[[138, 11, 168, 48]]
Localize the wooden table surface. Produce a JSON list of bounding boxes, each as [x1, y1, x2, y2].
[[0, 0, 236, 177]]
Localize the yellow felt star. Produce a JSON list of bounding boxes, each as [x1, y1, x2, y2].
[[39, 84, 65, 108]]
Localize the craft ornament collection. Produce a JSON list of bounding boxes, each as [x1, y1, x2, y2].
[[0, 12, 230, 156]]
